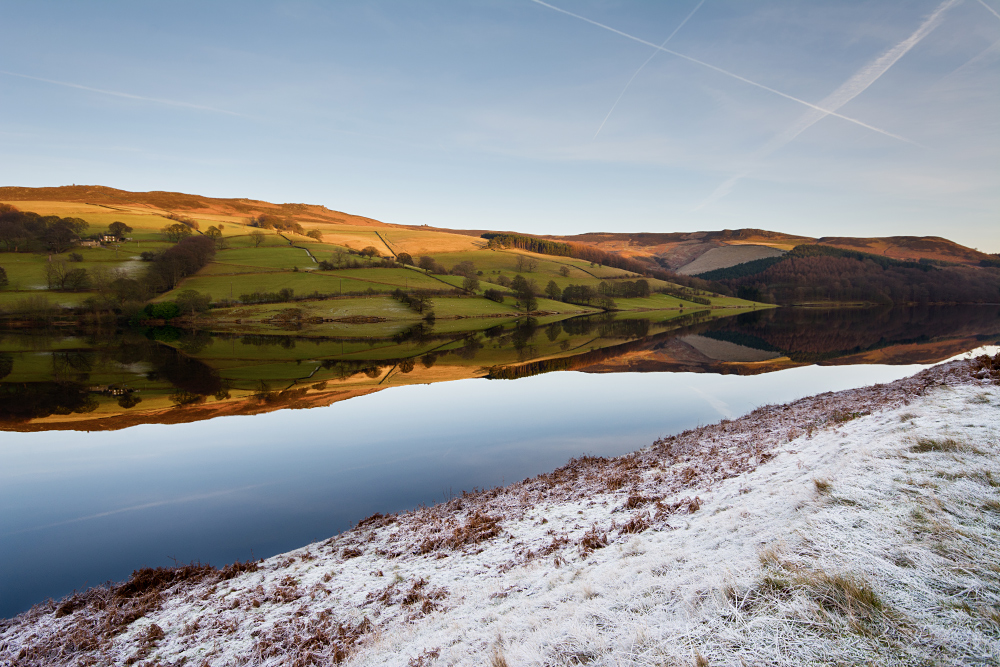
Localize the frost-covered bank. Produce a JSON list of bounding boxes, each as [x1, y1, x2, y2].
[[3, 354, 999, 666]]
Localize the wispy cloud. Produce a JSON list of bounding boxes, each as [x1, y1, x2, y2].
[[529, 0, 914, 144], [976, 0, 1000, 21], [0, 70, 251, 118], [697, 0, 957, 209], [594, 0, 707, 139]]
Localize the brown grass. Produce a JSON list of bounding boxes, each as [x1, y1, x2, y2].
[[489, 644, 510, 667], [911, 437, 964, 453]]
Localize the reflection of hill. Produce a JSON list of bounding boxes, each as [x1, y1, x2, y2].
[[3, 306, 998, 430], [1, 386, 384, 432], [710, 306, 1000, 364], [572, 306, 1000, 375]]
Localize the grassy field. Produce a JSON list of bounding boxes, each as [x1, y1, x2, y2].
[[0, 198, 766, 323]]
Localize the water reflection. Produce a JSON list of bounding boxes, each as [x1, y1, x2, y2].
[[1, 305, 998, 616], [1, 305, 998, 430]]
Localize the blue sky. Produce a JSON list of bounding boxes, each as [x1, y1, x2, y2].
[[1, 1, 997, 249]]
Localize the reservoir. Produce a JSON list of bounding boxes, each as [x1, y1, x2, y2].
[[2, 305, 998, 617]]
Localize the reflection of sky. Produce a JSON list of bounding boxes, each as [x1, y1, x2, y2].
[[0, 350, 993, 616]]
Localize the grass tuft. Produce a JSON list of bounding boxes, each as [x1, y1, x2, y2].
[[911, 437, 964, 453], [813, 478, 833, 494], [490, 643, 510, 667]]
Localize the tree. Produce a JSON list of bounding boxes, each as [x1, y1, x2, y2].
[[205, 225, 227, 249], [45, 260, 67, 290], [451, 260, 476, 278], [144, 236, 216, 292], [175, 289, 212, 315], [562, 284, 596, 305], [515, 255, 537, 273], [483, 288, 504, 303], [510, 274, 538, 313], [45, 260, 90, 291], [306, 229, 323, 241], [396, 252, 413, 265], [545, 280, 561, 300], [44, 218, 88, 253], [108, 221, 133, 240], [0, 266, 7, 289], [359, 246, 380, 259], [161, 223, 193, 243], [559, 265, 571, 277], [462, 275, 480, 293], [63, 268, 91, 291], [249, 229, 266, 248], [418, 255, 436, 271]]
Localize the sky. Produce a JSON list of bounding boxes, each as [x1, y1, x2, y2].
[[1, 1, 998, 250]]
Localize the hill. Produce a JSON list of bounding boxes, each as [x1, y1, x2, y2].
[[548, 228, 992, 273], [1, 186, 995, 312]]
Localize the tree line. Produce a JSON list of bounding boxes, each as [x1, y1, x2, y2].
[[0, 204, 89, 253], [483, 233, 573, 256], [725, 252, 1000, 304]]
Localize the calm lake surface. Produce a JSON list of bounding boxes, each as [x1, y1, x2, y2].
[[2, 305, 998, 617]]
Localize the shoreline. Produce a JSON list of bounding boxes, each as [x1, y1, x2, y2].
[[3, 353, 998, 665]]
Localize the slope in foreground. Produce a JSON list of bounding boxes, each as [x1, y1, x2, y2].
[[2, 355, 999, 666]]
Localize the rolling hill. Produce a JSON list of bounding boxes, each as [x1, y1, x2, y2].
[[1, 186, 996, 310]]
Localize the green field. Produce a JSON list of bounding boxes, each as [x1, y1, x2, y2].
[[0, 201, 766, 324]]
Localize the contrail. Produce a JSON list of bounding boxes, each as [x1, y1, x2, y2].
[[0, 70, 250, 118], [698, 0, 956, 208], [594, 0, 707, 139], [2, 483, 272, 537], [530, 0, 914, 143], [976, 0, 1000, 20]]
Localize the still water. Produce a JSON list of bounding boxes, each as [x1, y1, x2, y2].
[[1, 306, 998, 617]]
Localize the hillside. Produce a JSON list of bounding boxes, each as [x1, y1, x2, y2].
[[675, 244, 785, 275], [3, 355, 997, 666], [548, 228, 991, 273], [1, 186, 995, 315], [1, 188, 757, 327], [2, 187, 990, 268], [0, 185, 396, 230]]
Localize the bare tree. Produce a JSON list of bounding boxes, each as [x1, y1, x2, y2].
[[249, 229, 266, 248], [515, 255, 537, 273]]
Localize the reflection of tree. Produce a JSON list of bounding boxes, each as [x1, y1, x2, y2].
[[117, 393, 142, 409], [512, 318, 538, 352], [0, 353, 12, 381], [597, 318, 650, 340], [51, 350, 94, 382], [0, 382, 99, 423], [457, 336, 483, 360], [240, 334, 295, 349], [147, 345, 222, 396]]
